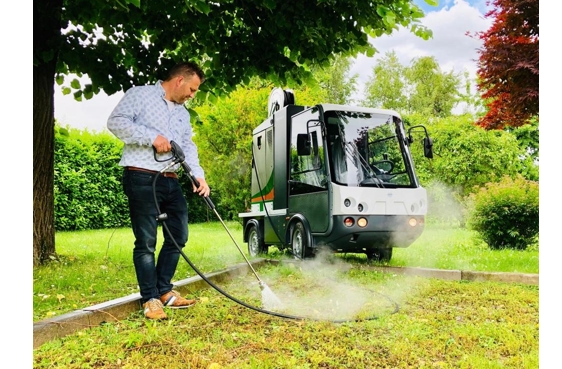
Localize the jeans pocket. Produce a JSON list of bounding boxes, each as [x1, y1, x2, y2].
[[124, 171, 155, 201]]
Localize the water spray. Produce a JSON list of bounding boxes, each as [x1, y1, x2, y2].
[[156, 141, 283, 308], [152, 141, 394, 321]]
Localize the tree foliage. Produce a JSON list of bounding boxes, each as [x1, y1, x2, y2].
[[309, 54, 359, 105], [362, 52, 461, 116], [474, 0, 539, 129], [407, 113, 525, 195], [362, 51, 407, 111], [48, 0, 432, 101], [33, 0, 433, 265]]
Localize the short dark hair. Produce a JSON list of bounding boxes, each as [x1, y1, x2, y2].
[[165, 61, 205, 83]]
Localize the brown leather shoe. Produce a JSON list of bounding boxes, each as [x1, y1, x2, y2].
[[142, 298, 167, 320], [160, 290, 197, 309]]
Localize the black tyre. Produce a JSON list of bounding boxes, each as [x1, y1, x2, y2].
[[291, 221, 311, 260], [366, 248, 393, 263], [247, 224, 267, 257]]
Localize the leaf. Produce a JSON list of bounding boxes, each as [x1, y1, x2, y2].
[[73, 90, 83, 102], [193, 0, 211, 15], [126, 0, 141, 8], [365, 46, 376, 58], [70, 79, 81, 89]]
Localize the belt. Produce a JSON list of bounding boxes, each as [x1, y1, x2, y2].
[[126, 166, 178, 179]]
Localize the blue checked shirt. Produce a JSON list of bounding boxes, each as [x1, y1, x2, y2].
[[107, 81, 205, 178]]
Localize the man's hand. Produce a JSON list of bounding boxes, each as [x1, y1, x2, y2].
[[153, 135, 171, 153], [193, 177, 210, 197]]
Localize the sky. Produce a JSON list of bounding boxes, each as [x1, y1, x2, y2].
[[54, 0, 493, 133]]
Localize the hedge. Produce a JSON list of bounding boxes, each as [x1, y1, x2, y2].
[[54, 125, 226, 231]]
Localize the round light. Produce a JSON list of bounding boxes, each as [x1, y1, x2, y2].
[[344, 217, 354, 227], [344, 199, 351, 207], [408, 217, 418, 227], [358, 204, 364, 212], [357, 217, 368, 227]]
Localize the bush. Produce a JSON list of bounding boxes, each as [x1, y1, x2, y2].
[[468, 175, 539, 250]]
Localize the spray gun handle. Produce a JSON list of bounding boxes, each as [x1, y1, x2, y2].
[[170, 141, 216, 210]]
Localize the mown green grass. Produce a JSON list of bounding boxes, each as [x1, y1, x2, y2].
[[33, 222, 538, 322], [34, 262, 539, 368], [33, 222, 539, 367]]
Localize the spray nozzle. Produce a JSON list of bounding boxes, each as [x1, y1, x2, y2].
[[258, 281, 266, 291]]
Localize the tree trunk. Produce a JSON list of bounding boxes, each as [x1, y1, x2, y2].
[[33, 64, 56, 266], [34, 0, 62, 266]]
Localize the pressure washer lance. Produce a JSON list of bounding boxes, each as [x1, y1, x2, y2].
[[160, 140, 267, 291]]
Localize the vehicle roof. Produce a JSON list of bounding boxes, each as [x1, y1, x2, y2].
[[253, 104, 402, 134], [318, 103, 402, 119]]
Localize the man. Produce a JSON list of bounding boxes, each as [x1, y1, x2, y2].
[[107, 61, 210, 320]]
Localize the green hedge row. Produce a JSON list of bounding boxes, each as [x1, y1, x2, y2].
[[54, 126, 226, 231]]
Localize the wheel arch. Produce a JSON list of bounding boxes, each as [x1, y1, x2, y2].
[[286, 214, 313, 248], [243, 218, 263, 243]]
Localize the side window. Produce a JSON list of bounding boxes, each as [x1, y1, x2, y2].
[[290, 110, 328, 195]]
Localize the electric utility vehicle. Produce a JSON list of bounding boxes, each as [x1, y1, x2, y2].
[[239, 89, 433, 262]]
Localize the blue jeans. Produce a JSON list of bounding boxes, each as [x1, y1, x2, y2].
[[122, 169, 188, 303]]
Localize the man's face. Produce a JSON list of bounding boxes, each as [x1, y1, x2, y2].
[[172, 74, 202, 104]]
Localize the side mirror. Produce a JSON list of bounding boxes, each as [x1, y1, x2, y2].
[[297, 133, 311, 156], [424, 137, 433, 159]]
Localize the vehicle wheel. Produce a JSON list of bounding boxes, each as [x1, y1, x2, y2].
[[247, 224, 267, 257], [291, 221, 311, 260], [366, 248, 392, 263]]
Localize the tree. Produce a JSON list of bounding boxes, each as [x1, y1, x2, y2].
[[310, 54, 359, 105], [34, 0, 432, 265], [405, 56, 461, 117], [474, 0, 539, 129], [362, 53, 461, 116], [362, 51, 407, 111], [192, 82, 272, 220]]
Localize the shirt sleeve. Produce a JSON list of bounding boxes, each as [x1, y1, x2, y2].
[[179, 115, 205, 180], [107, 88, 160, 147]]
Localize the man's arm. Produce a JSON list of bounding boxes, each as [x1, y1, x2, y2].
[[107, 88, 160, 147], [179, 118, 210, 196]]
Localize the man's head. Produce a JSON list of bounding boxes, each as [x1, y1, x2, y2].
[[163, 61, 206, 104]]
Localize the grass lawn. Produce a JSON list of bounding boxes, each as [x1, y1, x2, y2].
[[33, 222, 539, 368]]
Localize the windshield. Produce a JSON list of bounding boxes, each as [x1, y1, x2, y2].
[[325, 110, 416, 188]]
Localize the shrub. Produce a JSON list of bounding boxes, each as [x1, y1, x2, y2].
[[54, 125, 130, 231], [468, 175, 539, 250]]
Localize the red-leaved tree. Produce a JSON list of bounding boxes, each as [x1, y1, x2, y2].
[[475, 0, 539, 129]]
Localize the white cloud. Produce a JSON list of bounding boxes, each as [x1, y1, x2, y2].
[[350, 0, 491, 100]]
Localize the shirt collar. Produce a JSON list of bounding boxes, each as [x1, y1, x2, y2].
[[157, 80, 183, 108]]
